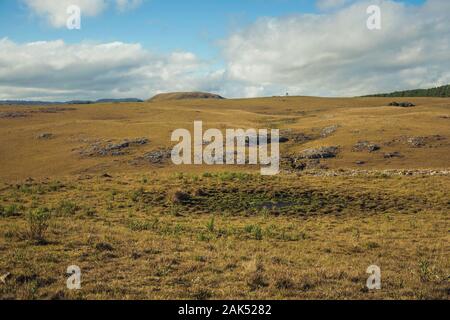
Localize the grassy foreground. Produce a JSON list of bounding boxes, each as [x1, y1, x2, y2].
[[0, 172, 448, 300], [0, 96, 448, 299]]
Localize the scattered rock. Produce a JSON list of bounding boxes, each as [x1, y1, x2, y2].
[[292, 169, 450, 177], [0, 108, 76, 119], [37, 133, 53, 140], [299, 146, 339, 159], [280, 130, 313, 144], [321, 125, 339, 138], [169, 190, 191, 204], [0, 111, 28, 119], [283, 157, 323, 171], [384, 152, 402, 158], [385, 135, 446, 148], [194, 188, 208, 197], [407, 137, 426, 148], [80, 137, 149, 157], [356, 161, 366, 165], [95, 242, 114, 252], [388, 102, 415, 107], [143, 149, 172, 164], [352, 141, 380, 153], [38, 107, 76, 113]]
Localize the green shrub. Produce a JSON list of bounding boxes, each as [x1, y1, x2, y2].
[[130, 187, 145, 202], [244, 224, 263, 240], [128, 218, 158, 231], [55, 200, 78, 216], [197, 232, 211, 242], [244, 224, 254, 233], [253, 225, 263, 240], [169, 205, 183, 217], [48, 181, 64, 192], [1, 204, 22, 217], [27, 208, 52, 242], [206, 216, 215, 232]]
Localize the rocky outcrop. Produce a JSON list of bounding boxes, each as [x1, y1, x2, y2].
[[299, 146, 339, 159], [321, 125, 339, 138], [388, 102, 415, 107], [352, 141, 380, 152], [80, 138, 149, 157]]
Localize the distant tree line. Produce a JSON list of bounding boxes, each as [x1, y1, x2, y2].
[[365, 84, 450, 97]]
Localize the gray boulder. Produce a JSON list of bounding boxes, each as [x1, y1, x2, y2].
[[299, 146, 339, 159]]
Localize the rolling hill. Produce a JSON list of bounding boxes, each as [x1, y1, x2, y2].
[[148, 92, 225, 102]]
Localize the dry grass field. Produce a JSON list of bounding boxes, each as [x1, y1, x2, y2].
[[0, 96, 449, 299]]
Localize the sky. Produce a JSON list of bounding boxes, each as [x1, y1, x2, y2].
[[0, 0, 448, 101]]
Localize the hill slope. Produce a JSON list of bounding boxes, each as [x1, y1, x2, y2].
[[0, 96, 449, 180], [148, 92, 225, 102]]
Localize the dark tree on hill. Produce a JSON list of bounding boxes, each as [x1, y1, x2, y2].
[[364, 84, 450, 97]]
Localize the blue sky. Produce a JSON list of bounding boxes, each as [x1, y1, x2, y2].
[[1, 1, 315, 58], [1, 0, 447, 101], [0, 0, 425, 59]]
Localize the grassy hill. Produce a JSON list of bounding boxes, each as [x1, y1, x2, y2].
[[0, 96, 448, 299], [148, 92, 225, 102], [366, 84, 450, 97]]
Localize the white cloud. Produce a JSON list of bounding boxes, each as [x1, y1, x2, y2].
[[23, 0, 144, 28], [316, 0, 352, 11], [23, 0, 107, 28], [0, 38, 220, 100], [221, 0, 450, 97]]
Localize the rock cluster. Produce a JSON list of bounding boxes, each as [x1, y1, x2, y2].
[[0, 111, 28, 118], [37, 133, 53, 140], [299, 146, 339, 159], [388, 102, 415, 107], [280, 130, 313, 143], [321, 125, 339, 138], [286, 169, 450, 177], [383, 152, 402, 158], [405, 135, 445, 148], [143, 149, 172, 164], [352, 141, 380, 152], [80, 138, 149, 157]]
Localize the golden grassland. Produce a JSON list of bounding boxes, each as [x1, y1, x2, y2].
[[0, 96, 449, 180], [0, 96, 449, 299]]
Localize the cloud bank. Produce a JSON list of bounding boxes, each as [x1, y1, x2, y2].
[[0, 38, 223, 100], [3, 0, 449, 100], [222, 0, 450, 97]]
